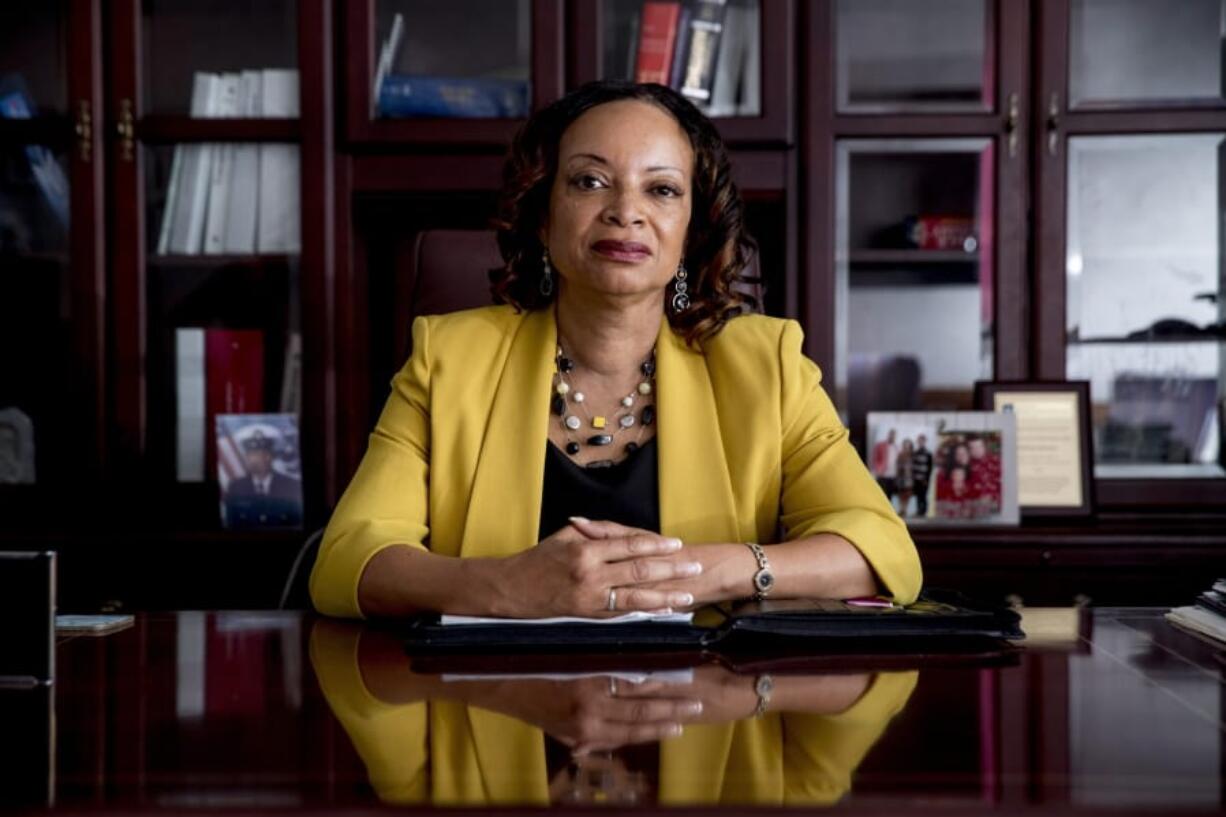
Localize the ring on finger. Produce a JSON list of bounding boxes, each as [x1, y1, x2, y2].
[[607, 587, 618, 612]]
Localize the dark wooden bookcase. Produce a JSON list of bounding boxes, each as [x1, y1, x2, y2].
[[0, 0, 1221, 609], [105, 0, 337, 534]]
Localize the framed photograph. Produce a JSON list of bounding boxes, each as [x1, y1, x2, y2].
[[867, 411, 1019, 526], [216, 413, 303, 530], [974, 381, 1094, 518]]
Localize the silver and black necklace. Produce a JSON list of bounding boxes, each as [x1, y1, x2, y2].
[[551, 342, 656, 469]]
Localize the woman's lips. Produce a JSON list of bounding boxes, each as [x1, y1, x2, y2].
[[591, 240, 652, 261]]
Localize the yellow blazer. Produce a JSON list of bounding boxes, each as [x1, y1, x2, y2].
[[310, 621, 919, 807], [310, 304, 922, 618]]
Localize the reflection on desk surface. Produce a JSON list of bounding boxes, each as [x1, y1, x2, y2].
[[311, 619, 917, 807], [24, 608, 1226, 813]]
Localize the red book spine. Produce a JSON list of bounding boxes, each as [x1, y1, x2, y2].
[[635, 2, 682, 84], [205, 329, 265, 476]]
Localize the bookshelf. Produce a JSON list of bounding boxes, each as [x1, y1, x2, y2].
[[0, 0, 1221, 610]]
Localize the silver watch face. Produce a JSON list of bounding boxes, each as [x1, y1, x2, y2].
[[754, 569, 775, 594]]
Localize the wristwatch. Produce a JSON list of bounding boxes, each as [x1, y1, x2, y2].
[[752, 674, 774, 717], [744, 542, 774, 601]]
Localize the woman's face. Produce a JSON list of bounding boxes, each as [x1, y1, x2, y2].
[[954, 444, 970, 466], [543, 99, 694, 304]]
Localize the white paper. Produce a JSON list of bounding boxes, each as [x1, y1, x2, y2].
[[442, 669, 694, 684], [439, 611, 694, 627]]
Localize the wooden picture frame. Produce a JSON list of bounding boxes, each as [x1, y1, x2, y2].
[[974, 381, 1095, 519]]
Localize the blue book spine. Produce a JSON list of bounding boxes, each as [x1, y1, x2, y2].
[[377, 75, 530, 119]]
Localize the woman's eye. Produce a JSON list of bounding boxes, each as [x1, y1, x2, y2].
[[654, 185, 683, 198], [573, 175, 604, 190]]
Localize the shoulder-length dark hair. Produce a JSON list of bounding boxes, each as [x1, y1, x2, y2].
[[489, 80, 758, 346]]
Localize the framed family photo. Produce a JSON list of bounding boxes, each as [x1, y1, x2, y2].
[[974, 381, 1095, 518], [867, 411, 1020, 526]]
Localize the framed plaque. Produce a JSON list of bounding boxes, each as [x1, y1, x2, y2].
[[974, 381, 1094, 518]]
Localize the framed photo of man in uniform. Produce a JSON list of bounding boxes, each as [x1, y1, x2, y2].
[[216, 413, 303, 529], [975, 381, 1095, 518]]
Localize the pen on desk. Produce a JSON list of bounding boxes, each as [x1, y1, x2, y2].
[[844, 596, 899, 609]]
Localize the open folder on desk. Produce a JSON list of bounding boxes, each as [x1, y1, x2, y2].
[[402, 590, 1024, 654]]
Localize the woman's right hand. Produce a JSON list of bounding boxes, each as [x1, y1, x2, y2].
[[487, 521, 703, 618]]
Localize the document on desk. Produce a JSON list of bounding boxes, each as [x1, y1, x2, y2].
[[439, 611, 694, 626]]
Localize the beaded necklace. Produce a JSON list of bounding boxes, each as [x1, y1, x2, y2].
[[551, 342, 656, 469]]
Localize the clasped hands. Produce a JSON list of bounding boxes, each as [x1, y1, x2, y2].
[[491, 517, 755, 619]]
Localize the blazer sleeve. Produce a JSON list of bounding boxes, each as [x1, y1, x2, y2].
[[776, 321, 923, 604], [309, 317, 433, 618]]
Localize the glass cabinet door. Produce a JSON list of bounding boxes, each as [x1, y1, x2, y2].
[[1068, 0, 1226, 108], [0, 143, 71, 487], [835, 0, 993, 113], [1065, 134, 1224, 478], [106, 0, 312, 530], [0, 5, 68, 116], [0, 1, 98, 495], [834, 139, 996, 451], [141, 137, 305, 529], [373, 0, 533, 120], [600, 0, 762, 118], [142, 0, 298, 116]]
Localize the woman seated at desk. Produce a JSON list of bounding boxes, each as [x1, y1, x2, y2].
[[309, 80, 922, 620]]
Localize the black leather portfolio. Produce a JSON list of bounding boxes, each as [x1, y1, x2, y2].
[[400, 590, 1024, 655]]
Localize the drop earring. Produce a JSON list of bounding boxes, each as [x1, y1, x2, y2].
[[670, 262, 690, 313], [540, 249, 554, 297]]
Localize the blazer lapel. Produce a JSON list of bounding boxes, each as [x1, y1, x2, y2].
[[459, 307, 556, 558], [656, 319, 742, 544]]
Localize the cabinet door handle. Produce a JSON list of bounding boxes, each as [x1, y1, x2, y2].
[[74, 100, 92, 163], [1005, 92, 1020, 159], [1046, 92, 1061, 157], [116, 99, 135, 163]]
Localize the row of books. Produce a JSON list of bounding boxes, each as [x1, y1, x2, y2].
[[1166, 579, 1226, 644], [157, 70, 302, 256], [633, 0, 761, 117], [175, 327, 301, 482]]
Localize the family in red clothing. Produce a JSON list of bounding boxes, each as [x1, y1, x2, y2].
[[870, 428, 1002, 520]]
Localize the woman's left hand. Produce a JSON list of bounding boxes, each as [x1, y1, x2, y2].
[[567, 519, 755, 608]]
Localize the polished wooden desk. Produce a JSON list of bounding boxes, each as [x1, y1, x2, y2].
[[5, 608, 1224, 814]]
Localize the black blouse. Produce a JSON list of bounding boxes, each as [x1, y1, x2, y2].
[[537, 438, 661, 540]]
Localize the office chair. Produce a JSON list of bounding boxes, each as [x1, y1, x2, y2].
[[279, 528, 323, 610], [392, 229, 505, 362], [392, 228, 766, 361]]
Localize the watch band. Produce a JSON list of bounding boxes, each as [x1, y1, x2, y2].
[[744, 542, 774, 601]]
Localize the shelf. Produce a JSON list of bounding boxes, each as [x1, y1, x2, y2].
[[137, 116, 301, 144], [346, 117, 525, 148], [147, 253, 296, 268], [849, 249, 979, 265], [1069, 333, 1225, 345], [0, 251, 69, 265], [0, 115, 71, 149]]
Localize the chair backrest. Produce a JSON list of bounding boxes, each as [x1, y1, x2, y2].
[[279, 528, 324, 610], [847, 354, 923, 454], [392, 228, 768, 361], [393, 229, 503, 362]]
